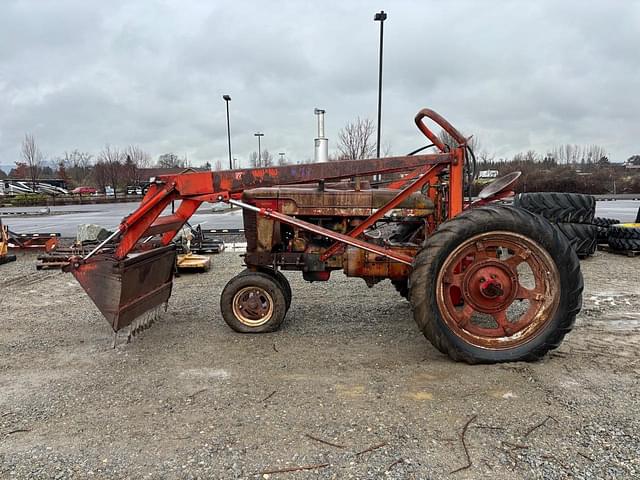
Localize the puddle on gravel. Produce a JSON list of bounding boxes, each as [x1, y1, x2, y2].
[[178, 368, 230, 379], [585, 312, 640, 330], [586, 293, 633, 308]]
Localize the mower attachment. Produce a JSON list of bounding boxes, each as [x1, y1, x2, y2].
[[66, 246, 176, 332]]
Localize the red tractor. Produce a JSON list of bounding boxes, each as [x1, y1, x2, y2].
[[65, 109, 582, 363]]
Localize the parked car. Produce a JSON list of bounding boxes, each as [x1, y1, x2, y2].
[[126, 186, 143, 195], [71, 186, 97, 195]]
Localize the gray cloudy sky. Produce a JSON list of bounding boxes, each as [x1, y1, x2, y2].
[[1, 0, 639, 169]]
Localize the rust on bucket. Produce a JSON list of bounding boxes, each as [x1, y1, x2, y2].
[[66, 246, 177, 331]]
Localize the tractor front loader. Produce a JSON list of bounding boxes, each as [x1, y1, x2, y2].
[[65, 109, 583, 363]]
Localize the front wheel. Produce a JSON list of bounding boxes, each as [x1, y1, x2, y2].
[[238, 267, 292, 310], [220, 272, 288, 333], [409, 205, 583, 364]]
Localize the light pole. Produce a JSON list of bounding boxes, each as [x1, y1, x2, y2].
[[374, 10, 387, 159], [254, 132, 264, 166], [223, 95, 232, 169], [278, 152, 285, 165]]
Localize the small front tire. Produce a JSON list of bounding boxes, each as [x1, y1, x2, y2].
[[220, 272, 288, 333]]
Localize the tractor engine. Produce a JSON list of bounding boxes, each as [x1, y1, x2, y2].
[[241, 182, 434, 285]]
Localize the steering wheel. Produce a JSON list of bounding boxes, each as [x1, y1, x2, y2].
[[414, 108, 467, 153]]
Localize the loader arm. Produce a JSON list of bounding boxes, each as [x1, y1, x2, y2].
[[113, 153, 455, 259]]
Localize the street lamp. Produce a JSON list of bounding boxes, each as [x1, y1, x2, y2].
[[254, 132, 264, 166], [222, 95, 232, 169], [374, 10, 387, 159]]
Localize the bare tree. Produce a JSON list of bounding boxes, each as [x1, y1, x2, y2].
[[249, 150, 274, 168], [277, 153, 287, 166], [337, 117, 376, 160], [98, 145, 124, 198], [21, 133, 43, 191], [437, 129, 478, 152], [261, 150, 273, 167], [63, 150, 93, 185], [551, 144, 607, 166], [93, 161, 108, 193], [123, 145, 152, 184], [523, 150, 539, 162], [157, 153, 186, 169], [249, 152, 259, 168], [125, 145, 151, 168]]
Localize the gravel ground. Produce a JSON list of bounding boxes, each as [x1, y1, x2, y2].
[[1, 250, 639, 479]]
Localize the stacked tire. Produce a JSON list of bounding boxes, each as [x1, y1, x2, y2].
[[514, 192, 597, 258], [593, 217, 622, 244], [607, 224, 640, 252]]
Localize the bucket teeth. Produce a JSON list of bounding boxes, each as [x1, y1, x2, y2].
[[126, 306, 163, 342]]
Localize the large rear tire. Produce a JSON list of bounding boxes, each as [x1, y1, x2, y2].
[[409, 205, 583, 364], [554, 222, 597, 258], [608, 223, 640, 250], [514, 192, 595, 223]]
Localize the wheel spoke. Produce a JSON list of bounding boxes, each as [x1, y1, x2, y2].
[[515, 285, 544, 302], [492, 310, 513, 336], [443, 272, 464, 287], [458, 303, 474, 327], [504, 249, 531, 269]]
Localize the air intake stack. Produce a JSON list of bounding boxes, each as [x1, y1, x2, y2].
[[314, 108, 328, 163]]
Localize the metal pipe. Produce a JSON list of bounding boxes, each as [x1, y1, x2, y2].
[[223, 95, 232, 170], [83, 229, 121, 260], [228, 198, 413, 265], [254, 132, 264, 166], [374, 10, 387, 158]]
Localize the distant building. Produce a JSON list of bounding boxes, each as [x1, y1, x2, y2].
[[624, 155, 640, 169], [476, 170, 499, 184]]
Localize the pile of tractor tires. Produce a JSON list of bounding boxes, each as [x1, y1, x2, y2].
[[514, 192, 604, 258], [593, 217, 621, 244], [607, 223, 640, 251]]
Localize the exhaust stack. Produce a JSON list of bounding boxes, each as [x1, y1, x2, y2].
[[314, 108, 328, 163]]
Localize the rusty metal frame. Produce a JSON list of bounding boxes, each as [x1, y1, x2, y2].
[[229, 199, 414, 265], [319, 164, 440, 261]]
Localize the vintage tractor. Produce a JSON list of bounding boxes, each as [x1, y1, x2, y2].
[[65, 109, 583, 363]]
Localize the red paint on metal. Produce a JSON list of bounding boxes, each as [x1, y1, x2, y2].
[[251, 203, 414, 265], [320, 164, 439, 261]]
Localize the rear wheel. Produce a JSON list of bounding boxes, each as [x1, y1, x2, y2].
[[220, 272, 288, 333], [409, 205, 583, 364]]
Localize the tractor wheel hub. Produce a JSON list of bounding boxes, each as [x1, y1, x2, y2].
[[463, 262, 517, 312]]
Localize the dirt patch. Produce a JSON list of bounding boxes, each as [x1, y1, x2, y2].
[[0, 250, 638, 479]]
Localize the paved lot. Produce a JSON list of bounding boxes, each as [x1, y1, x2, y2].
[[1, 202, 244, 237], [1, 200, 638, 237], [1, 251, 638, 479]]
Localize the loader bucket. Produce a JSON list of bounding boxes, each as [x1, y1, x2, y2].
[[68, 246, 177, 332]]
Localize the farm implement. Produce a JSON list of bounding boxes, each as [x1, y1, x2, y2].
[[64, 108, 583, 363]]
